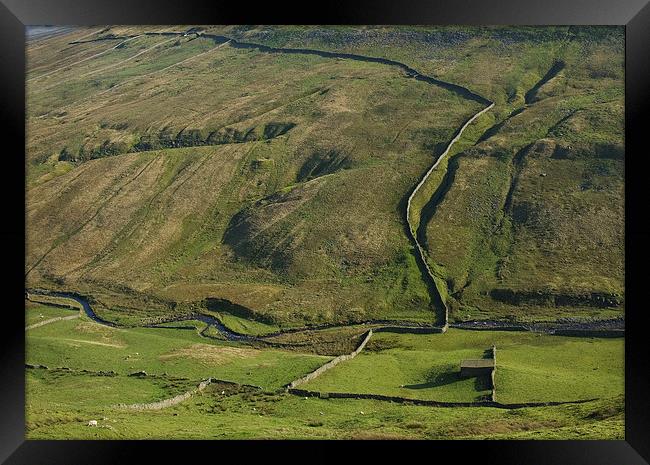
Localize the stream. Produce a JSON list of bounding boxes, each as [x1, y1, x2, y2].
[[26, 289, 623, 339]]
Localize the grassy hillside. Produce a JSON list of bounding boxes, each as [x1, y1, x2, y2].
[[25, 26, 625, 440], [419, 32, 624, 321], [26, 26, 482, 326], [26, 25, 624, 326]]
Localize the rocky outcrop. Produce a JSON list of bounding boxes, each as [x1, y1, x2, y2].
[[296, 148, 352, 182], [133, 122, 295, 153]]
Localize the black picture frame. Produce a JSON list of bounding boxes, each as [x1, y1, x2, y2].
[[2, 0, 648, 463]]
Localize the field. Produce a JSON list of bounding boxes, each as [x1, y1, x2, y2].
[[26, 302, 623, 439], [25, 25, 625, 440], [303, 330, 623, 404], [26, 303, 330, 390], [26, 300, 80, 326], [27, 372, 624, 440]]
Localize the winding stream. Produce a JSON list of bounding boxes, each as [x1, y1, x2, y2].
[[26, 289, 448, 342], [26, 289, 622, 340], [27, 289, 257, 341]]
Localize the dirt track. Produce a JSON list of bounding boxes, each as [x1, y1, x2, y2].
[[25, 314, 79, 330]]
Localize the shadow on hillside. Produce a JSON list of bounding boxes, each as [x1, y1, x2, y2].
[[402, 370, 460, 390], [402, 367, 492, 393], [416, 155, 460, 251]]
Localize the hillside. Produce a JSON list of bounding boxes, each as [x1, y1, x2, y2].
[[26, 26, 624, 327]]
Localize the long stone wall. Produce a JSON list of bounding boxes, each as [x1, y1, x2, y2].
[[405, 101, 495, 331], [374, 326, 444, 335], [26, 291, 84, 313], [551, 329, 624, 338], [450, 320, 625, 338], [287, 388, 597, 410], [286, 330, 373, 390], [115, 377, 262, 410]]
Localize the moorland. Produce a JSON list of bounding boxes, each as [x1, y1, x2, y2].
[[25, 25, 624, 439]]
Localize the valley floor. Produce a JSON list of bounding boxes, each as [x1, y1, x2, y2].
[[25, 299, 623, 439]]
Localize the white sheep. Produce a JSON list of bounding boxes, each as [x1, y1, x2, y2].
[[87, 420, 98, 427]]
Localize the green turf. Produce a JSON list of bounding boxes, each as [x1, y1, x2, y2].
[[303, 329, 623, 404], [495, 336, 623, 403], [304, 334, 490, 402], [27, 368, 196, 408], [26, 310, 330, 391], [213, 312, 281, 336], [26, 369, 623, 439], [26, 301, 79, 326], [25, 302, 623, 439]]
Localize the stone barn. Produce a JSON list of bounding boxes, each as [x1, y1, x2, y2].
[[459, 358, 495, 378]]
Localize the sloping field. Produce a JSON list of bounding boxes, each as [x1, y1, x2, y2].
[[26, 25, 624, 325], [26, 302, 330, 390], [302, 329, 623, 404]]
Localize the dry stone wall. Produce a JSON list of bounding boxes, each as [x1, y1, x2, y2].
[[374, 326, 444, 334], [287, 388, 597, 410], [26, 291, 84, 312], [286, 330, 373, 389], [115, 377, 261, 410]]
